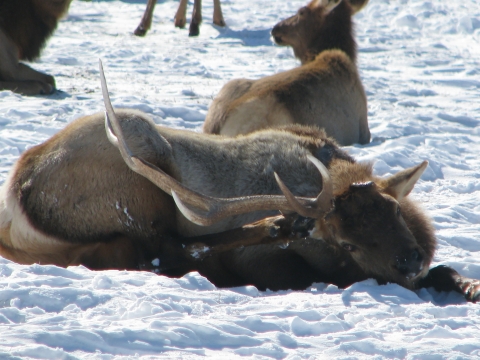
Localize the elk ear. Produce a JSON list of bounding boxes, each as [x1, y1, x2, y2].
[[347, 0, 369, 14], [311, 0, 342, 13], [382, 161, 428, 200]]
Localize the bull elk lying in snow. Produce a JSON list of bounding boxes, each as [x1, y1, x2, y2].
[[0, 63, 478, 302], [0, 0, 72, 95], [203, 0, 370, 146], [134, 0, 225, 37]]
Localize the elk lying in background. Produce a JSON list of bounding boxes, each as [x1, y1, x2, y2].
[[0, 0, 72, 95], [134, 0, 225, 37], [0, 64, 478, 302], [203, 0, 370, 146]]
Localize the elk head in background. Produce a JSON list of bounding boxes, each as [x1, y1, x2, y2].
[[203, 0, 370, 146]]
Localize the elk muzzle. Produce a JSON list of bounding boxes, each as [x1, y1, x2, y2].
[[271, 24, 287, 46], [271, 14, 297, 46], [395, 248, 424, 279]]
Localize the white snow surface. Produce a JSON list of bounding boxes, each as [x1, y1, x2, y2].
[[1, 0, 480, 358]]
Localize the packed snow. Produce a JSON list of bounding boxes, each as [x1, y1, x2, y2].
[[1, 0, 480, 358]]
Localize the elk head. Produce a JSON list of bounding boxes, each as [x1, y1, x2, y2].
[[271, 0, 368, 64], [318, 162, 430, 288]]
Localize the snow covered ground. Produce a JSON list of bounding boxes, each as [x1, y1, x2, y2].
[[1, 0, 480, 358]]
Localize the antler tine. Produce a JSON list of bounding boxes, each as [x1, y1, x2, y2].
[[100, 59, 137, 171], [307, 154, 333, 211], [274, 172, 317, 218], [273, 155, 333, 218]]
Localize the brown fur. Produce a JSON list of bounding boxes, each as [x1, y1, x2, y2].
[[134, 0, 225, 37], [0, 101, 477, 301], [202, 0, 370, 146], [0, 0, 72, 95]]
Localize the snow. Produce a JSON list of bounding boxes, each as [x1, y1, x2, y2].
[[1, 0, 480, 358]]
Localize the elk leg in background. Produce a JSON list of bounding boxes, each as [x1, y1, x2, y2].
[[189, 0, 202, 36], [134, 0, 157, 36], [418, 265, 480, 302], [213, 0, 225, 27], [174, 0, 189, 28], [0, 30, 55, 95]]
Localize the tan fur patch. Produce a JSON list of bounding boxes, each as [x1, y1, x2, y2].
[[220, 95, 294, 136], [328, 160, 375, 195]]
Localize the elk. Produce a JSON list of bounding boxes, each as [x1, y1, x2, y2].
[[134, 0, 225, 37], [203, 0, 370, 146], [0, 0, 72, 96], [0, 63, 478, 302]]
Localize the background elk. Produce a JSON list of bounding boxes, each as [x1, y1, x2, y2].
[[134, 0, 225, 37], [0, 64, 478, 302], [0, 0, 72, 95], [203, 0, 370, 146]]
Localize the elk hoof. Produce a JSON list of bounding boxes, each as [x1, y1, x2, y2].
[[174, 18, 187, 29], [134, 26, 147, 37], [460, 279, 480, 302], [34, 81, 56, 96], [213, 19, 226, 27], [189, 23, 200, 37]]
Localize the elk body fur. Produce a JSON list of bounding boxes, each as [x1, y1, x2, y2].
[[0, 68, 478, 301], [203, 0, 370, 146], [134, 0, 225, 37], [0, 0, 72, 95]]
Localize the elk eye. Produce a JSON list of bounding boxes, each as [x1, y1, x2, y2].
[[396, 205, 401, 217], [342, 243, 356, 252]]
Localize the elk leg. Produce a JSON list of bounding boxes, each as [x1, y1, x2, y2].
[[134, 0, 157, 36], [75, 237, 141, 270], [212, 0, 225, 27], [0, 30, 55, 95], [150, 214, 315, 277], [182, 214, 315, 260], [418, 265, 480, 302], [0, 80, 54, 96], [174, 0, 188, 28], [189, 0, 202, 36]]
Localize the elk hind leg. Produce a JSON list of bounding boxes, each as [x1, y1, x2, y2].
[[189, 0, 202, 36], [174, 0, 189, 28], [75, 236, 143, 271], [212, 0, 225, 27], [134, 0, 157, 36]]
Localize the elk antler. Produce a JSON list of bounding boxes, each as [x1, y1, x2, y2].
[[99, 59, 333, 226], [274, 155, 333, 218]]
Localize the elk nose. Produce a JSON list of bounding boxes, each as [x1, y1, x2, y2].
[[271, 26, 284, 44], [396, 249, 423, 277]]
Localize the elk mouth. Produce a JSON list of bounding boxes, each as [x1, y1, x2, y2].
[[396, 262, 428, 288], [273, 36, 284, 45], [273, 34, 287, 46]]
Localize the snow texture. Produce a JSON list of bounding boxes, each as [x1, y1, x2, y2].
[[1, 0, 480, 358]]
